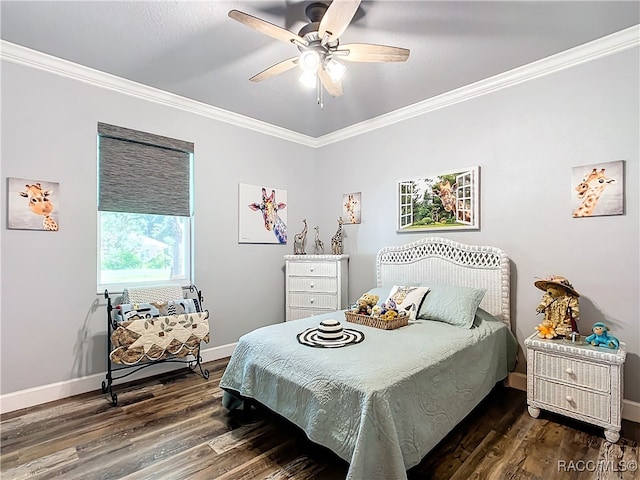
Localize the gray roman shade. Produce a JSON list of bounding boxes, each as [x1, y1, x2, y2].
[[98, 123, 193, 217]]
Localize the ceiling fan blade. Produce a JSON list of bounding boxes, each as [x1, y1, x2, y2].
[[318, 67, 343, 97], [336, 43, 410, 62], [229, 9, 307, 46], [250, 57, 299, 82], [318, 0, 362, 44]]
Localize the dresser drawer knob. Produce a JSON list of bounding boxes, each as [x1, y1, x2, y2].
[[310, 298, 314, 304], [310, 267, 314, 272], [565, 368, 574, 375], [310, 282, 314, 288], [565, 395, 574, 403]]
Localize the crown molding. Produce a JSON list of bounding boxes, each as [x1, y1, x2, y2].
[[2, 24, 638, 149], [0, 40, 317, 147], [314, 24, 640, 147]]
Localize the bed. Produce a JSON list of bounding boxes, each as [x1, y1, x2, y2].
[[220, 237, 518, 480]]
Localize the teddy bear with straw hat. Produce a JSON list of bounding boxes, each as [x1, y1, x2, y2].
[[534, 275, 580, 339]]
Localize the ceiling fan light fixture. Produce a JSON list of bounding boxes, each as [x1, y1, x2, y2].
[[229, 1, 410, 106], [299, 49, 321, 73], [325, 57, 346, 82], [299, 71, 317, 88]]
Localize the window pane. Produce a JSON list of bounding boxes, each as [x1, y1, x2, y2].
[[99, 212, 191, 289]]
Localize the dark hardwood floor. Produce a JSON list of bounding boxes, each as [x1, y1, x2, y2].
[[1, 358, 638, 480]]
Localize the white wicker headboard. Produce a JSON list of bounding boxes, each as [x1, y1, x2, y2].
[[376, 237, 511, 329]]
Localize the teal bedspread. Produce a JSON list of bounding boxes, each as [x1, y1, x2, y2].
[[220, 310, 517, 480]]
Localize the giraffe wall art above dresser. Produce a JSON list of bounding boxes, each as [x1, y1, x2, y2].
[[239, 183, 288, 244]]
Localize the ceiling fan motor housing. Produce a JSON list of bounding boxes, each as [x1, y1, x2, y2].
[[298, 2, 339, 49], [305, 2, 329, 23]]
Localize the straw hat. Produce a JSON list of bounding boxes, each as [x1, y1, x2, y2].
[[534, 275, 580, 297], [297, 319, 364, 348]]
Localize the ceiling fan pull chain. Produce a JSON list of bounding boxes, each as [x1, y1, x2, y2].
[[317, 76, 324, 109]]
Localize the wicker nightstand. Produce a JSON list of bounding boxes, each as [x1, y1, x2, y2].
[[525, 332, 626, 443]]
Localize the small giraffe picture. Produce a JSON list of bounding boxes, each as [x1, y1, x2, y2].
[[7, 177, 60, 231], [239, 183, 288, 244], [342, 192, 361, 224], [571, 161, 624, 218]]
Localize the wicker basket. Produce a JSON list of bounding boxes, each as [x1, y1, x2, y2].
[[344, 311, 408, 330]]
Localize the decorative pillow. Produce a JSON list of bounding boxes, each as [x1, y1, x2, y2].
[[383, 285, 430, 320], [122, 284, 184, 304], [115, 303, 160, 322], [417, 284, 486, 328], [151, 298, 198, 316], [114, 299, 198, 322]]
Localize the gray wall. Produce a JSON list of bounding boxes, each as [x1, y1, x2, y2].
[[1, 46, 638, 404], [314, 48, 639, 401], [0, 60, 317, 394]]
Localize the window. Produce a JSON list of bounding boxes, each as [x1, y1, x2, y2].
[[97, 123, 194, 291]]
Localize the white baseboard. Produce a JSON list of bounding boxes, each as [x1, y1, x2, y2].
[[0, 343, 237, 415], [507, 372, 640, 424]]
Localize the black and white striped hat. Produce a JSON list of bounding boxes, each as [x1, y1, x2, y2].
[[297, 319, 364, 348]]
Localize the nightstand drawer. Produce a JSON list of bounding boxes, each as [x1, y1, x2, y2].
[[289, 293, 338, 309], [534, 378, 610, 422], [534, 351, 610, 392], [287, 262, 337, 277], [288, 277, 337, 293]]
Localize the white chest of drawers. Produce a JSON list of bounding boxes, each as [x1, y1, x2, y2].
[[284, 255, 349, 321], [524, 332, 626, 442]]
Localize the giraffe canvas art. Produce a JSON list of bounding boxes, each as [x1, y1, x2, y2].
[[342, 192, 361, 224], [239, 183, 288, 244], [571, 161, 624, 218], [397, 166, 479, 232], [7, 177, 60, 231]]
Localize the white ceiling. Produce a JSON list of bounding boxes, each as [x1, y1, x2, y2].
[[1, 1, 638, 138]]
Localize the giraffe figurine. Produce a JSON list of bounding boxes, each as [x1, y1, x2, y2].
[[19, 183, 59, 231], [313, 226, 324, 254], [293, 219, 308, 255], [572, 168, 617, 218], [248, 188, 287, 243], [330, 217, 344, 255]]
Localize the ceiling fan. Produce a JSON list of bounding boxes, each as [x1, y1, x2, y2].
[[228, 0, 410, 107]]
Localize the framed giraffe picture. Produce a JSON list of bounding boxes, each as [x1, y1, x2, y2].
[[397, 166, 480, 232], [342, 192, 361, 224], [238, 183, 288, 244], [571, 161, 624, 218], [7, 177, 60, 231]]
